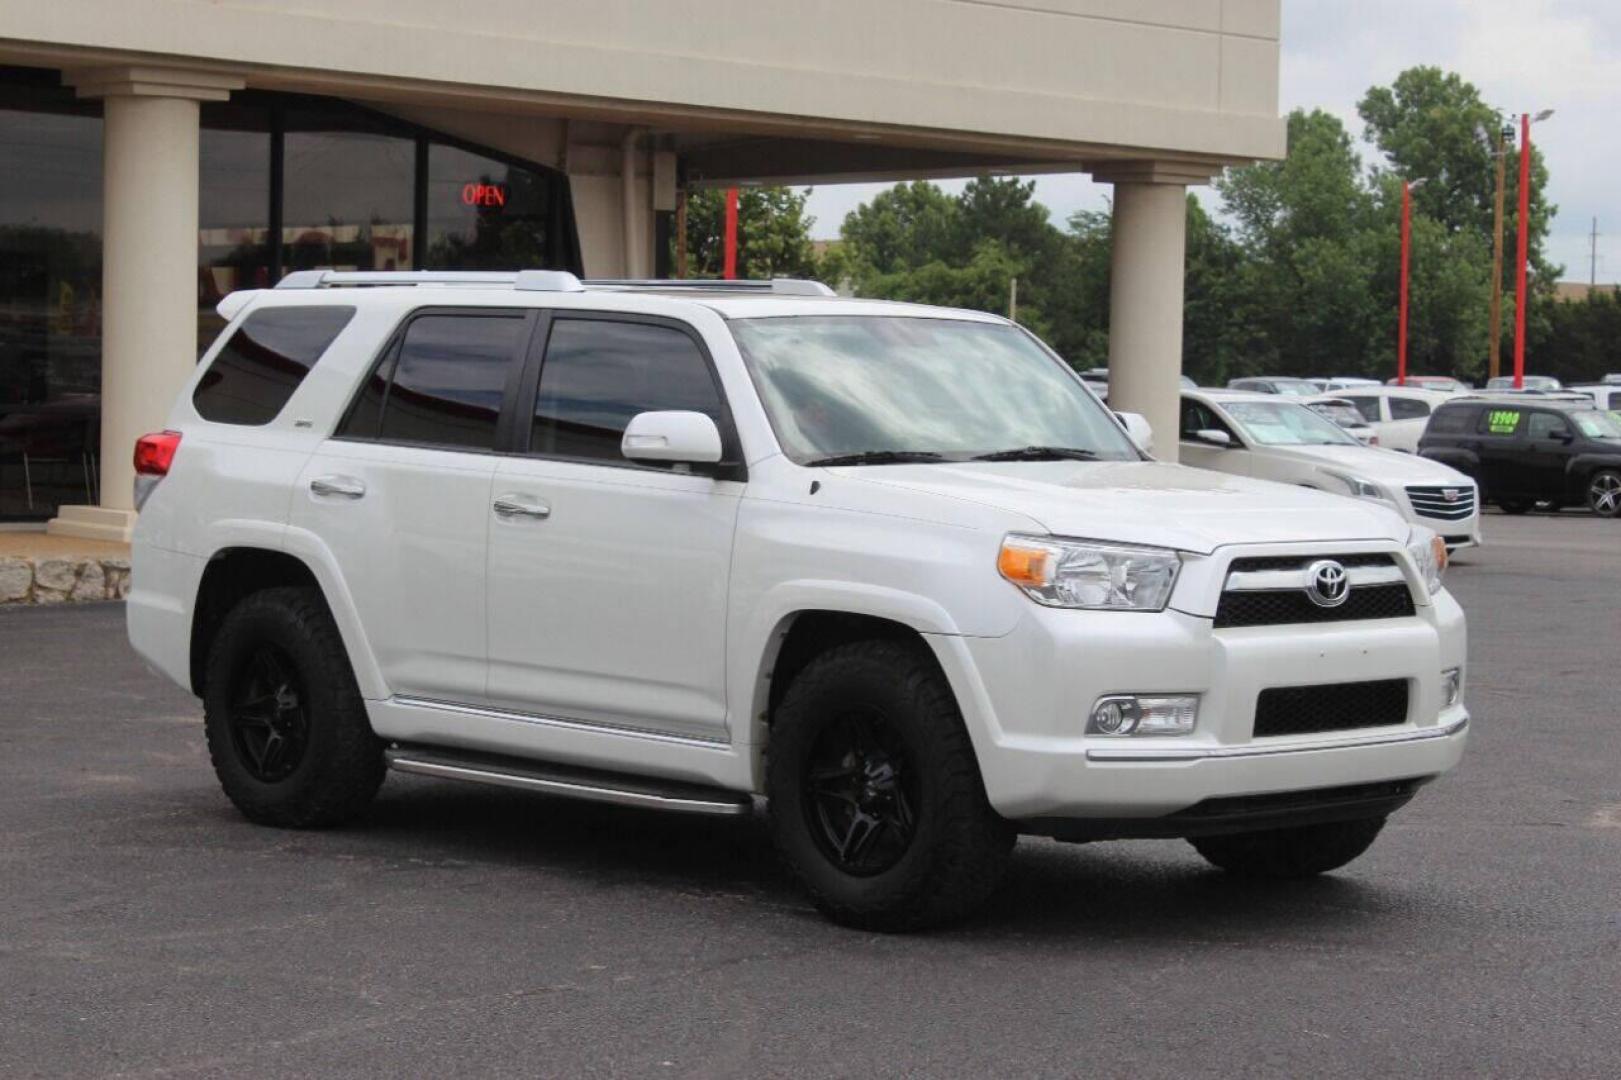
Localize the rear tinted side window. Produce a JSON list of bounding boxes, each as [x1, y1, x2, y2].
[[1389, 396, 1432, 420], [1427, 406, 1478, 435], [1342, 395, 1381, 422], [1477, 407, 1524, 436], [529, 318, 726, 466], [193, 306, 355, 425]]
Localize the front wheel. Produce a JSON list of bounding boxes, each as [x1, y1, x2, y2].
[[203, 586, 385, 828], [1189, 817, 1385, 879], [1588, 469, 1621, 518], [767, 640, 1014, 931]]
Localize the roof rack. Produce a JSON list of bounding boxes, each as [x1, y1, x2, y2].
[[273, 269, 836, 296]]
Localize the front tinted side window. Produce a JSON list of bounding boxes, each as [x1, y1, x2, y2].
[[1389, 396, 1431, 420], [375, 314, 524, 450], [1478, 408, 1523, 436], [1526, 412, 1570, 440], [194, 306, 355, 425], [530, 319, 725, 465]]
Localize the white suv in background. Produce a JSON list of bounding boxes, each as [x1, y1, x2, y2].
[[1329, 386, 1462, 454], [1180, 390, 1482, 550], [127, 271, 1469, 930]]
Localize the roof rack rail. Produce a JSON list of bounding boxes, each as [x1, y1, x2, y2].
[[275, 269, 587, 292], [583, 278, 837, 297]]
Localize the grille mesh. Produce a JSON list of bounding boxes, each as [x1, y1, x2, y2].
[[1253, 678, 1410, 737], [1214, 584, 1415, 628], [1406, 485, 1477, 521]]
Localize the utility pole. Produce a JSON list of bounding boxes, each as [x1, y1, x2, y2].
[[1009, 276, 1018, 321], [1591, 217, 1600, 288], [1488, 123, 1511, 384]]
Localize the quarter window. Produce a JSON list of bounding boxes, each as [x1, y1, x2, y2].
[[370, 313, 524, 449], [193, 306, 355, 425], [529, 319, 725, 466], [1388, 396, 1431, 421]]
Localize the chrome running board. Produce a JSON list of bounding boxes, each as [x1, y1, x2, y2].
[[384, 746, 752, 817]]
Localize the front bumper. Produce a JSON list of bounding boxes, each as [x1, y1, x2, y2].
[[929, 564, 1469, 824]]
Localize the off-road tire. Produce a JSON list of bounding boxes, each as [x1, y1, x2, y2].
[[203, 586, 385, 828], [1189, 817, 1386, 879], [767, 640, 1015, 931], [1587, 469, 1621, 518]]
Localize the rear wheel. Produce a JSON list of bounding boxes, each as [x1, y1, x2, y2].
[[203, 587, 385, 828], [1189, 817, 1385, 879], [1588, 470, 1621, 518], [767, 640, 1014, 931]]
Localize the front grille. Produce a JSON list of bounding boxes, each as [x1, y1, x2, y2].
[[1407, 484, 1477, 520], [1253, 678, 1410, 737], [1215, 585, 1415, 628], [1215, 553, 1413, 628]]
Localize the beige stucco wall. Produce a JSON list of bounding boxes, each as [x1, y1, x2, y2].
[[1, 0, 1283, 165]]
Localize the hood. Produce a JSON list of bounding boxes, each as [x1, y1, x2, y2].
[[834, 460, 1409, 554], [1259, 443, 1472, 484]]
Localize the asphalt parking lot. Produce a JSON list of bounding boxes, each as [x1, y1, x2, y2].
[[3, 512, 1619, 1078]]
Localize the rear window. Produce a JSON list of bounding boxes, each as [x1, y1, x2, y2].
[[368, 313, 526, 451], [1427, 405, 1479, 435], [193, 306, 355, 425], [1388, 396, 1432, 420]]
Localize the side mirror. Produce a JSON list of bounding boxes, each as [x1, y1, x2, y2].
[[1192, 429, 1233, 448], [621, 410, 723, 465], [1553, 430, 1575, 443], [1115, 411, 1154, 453]]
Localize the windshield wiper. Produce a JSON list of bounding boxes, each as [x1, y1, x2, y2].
[[970, 446, 1100, 462], [802, 450, 948, 467]]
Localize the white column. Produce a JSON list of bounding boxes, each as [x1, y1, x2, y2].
[[48, 67, 242, 542], [1093, 162, 1214, 464]]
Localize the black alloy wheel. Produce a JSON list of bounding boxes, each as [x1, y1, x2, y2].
[[803, 708, 919, 877], [227, 645, 311, 782]]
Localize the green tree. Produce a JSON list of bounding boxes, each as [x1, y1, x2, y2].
[[836, 181, 962, 276], [679, 186, 819, 279]]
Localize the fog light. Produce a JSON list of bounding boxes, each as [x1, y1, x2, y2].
[[1088, 694, 1198, 737], [1441, 667, 1463, 708]]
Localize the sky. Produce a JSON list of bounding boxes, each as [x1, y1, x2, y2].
[[802, 0, 1620, 283]]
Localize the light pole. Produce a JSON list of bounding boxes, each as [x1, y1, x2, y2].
[[1486, 122, 1513, 384], [1397, 177, 1428, 387], [1512, 109, 1554, 389]]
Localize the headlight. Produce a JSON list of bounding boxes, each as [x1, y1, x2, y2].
[[998, 535, 1181, 610], [1407, 527, 1448, 595], [1325, 470, 1389, 502]]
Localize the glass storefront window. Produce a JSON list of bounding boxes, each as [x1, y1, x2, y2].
[[0, 72, 103, 520], [282, 109, 415, 275], [425, 143, 562, 270], [198, 104, 273, 351]]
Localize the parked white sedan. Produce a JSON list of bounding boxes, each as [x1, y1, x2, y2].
[[1180, 389, 1483, 549]]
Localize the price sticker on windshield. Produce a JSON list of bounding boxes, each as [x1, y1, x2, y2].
[[1487, 409, 1520, 434]]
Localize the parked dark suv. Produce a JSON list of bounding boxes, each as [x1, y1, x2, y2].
[[1419, 398, 1621, 517]]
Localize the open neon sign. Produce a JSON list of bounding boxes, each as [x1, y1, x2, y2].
[[461, 183, 508, 208]]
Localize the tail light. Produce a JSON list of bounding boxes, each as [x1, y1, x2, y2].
[[133, 430, 182, 510]]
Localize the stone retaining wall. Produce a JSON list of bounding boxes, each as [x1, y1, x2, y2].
[[0, 556, 131, 605]]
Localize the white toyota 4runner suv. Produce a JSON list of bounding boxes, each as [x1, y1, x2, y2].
[[128, 271, 1468, 930]]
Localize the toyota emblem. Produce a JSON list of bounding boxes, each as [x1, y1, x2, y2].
[[1305, 559, 1350, 608]]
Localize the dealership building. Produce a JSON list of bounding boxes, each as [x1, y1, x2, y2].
[[0, 0, 1283, 538]]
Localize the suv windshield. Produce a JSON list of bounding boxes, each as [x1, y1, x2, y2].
[[1223, 400, 1360, 446], [1573, 410, 1621, 439], [731, 316, 1139, 464]]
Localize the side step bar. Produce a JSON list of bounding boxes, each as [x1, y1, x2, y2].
[[384, 746, 753, 817]]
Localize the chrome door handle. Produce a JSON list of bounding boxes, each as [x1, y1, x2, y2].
[[493, 494, 551, 520], [310, 475, 366, 499]]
